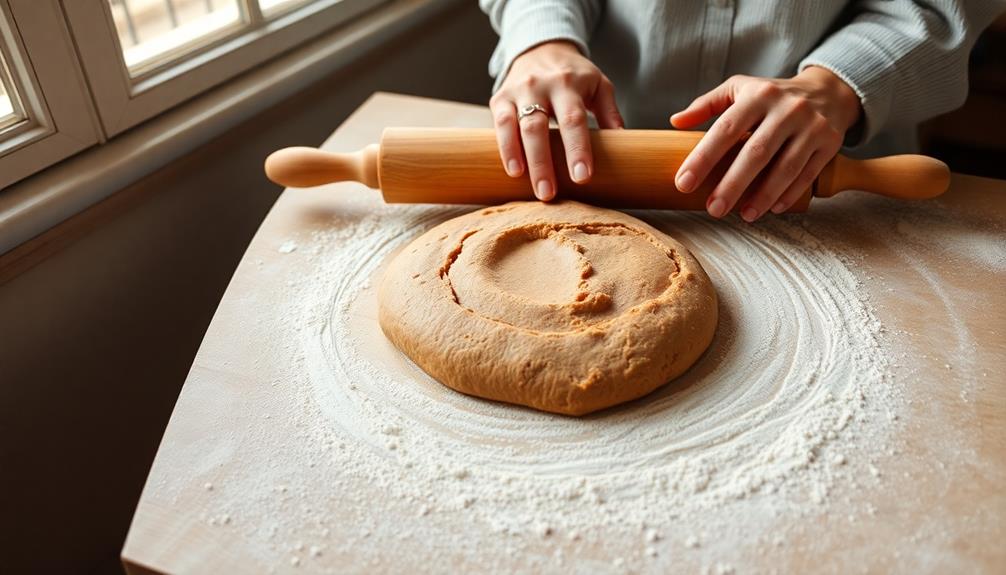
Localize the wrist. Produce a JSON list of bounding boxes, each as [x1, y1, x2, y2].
[[799, 66, 862, 133], [516, 40, 582, 62]]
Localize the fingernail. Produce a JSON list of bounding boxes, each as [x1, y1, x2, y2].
[[741, 206, 759, 222], [572, 162, 589, 183], [536, 180, 553, 201], [708, 197, 726, 218], [507, 159, 520, 176], [677, 170, 696, 193], [771, 202, 786, 214]]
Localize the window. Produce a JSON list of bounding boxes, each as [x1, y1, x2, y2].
[[0, 1, 101, 190], [0, 50, 22, 129], [259, 0, 315, 16], [0, 0, 388, 189], [65, 0, 389, 137], [110, 0, 246, 76]]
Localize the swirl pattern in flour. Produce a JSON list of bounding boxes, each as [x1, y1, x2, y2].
[[300, 205, 890, 516]]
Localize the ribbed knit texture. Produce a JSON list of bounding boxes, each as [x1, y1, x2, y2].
[[481, 0, 1005, 155]]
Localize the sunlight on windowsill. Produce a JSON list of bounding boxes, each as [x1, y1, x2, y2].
[[122, 5, 243, 74]]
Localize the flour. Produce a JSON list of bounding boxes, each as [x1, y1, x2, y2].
[[237, 203, 900, 572], [893, 210, 1006, 272], [176, 195, 1006, 573]]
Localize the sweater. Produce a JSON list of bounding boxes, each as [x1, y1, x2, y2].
[[480, 0, 1004, 155]]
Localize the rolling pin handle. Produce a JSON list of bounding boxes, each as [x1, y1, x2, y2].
[[816, 154, 950, 201], [264, 145, 380, 189]]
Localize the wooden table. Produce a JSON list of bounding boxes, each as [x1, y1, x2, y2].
[[122, 93, 1005, 574]]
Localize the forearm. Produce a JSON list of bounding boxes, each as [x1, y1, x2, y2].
[[480, 0, 602, 91], [799, 0, 1005, 146]]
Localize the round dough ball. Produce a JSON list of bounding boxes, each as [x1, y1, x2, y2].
[[378, 201, 717, 416]]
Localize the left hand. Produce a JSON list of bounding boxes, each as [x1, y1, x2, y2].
[[671, 66, 862, 221]]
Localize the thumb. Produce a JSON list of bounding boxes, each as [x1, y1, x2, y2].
[[670, 76, 741, 129]]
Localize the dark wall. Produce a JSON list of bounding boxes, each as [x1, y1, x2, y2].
[[0, 4, 496, 573]]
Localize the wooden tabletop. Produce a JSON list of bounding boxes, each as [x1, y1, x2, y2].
[[122, 92, 1005, 574]]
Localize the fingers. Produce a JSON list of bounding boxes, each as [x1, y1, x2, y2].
[[670, 76, 742, 130], [707, 113, 791, 219], [493, 67, 622, 200], [669, 73, 852, 222], [771, 150, 830, 214], [590, 77, 624, 129], [675, 100, 763, 196], [518, 105, 557, 201], [738, 138, 814, 221], [490, 95, 523, 177], [553, 92, 592, 183]]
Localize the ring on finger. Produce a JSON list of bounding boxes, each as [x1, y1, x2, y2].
[[517, 103, 549, 122]]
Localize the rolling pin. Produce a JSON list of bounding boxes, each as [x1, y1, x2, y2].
[[264, 128, 950, 212]]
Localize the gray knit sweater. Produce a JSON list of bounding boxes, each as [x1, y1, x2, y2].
[[480, 0, 1004, 155]]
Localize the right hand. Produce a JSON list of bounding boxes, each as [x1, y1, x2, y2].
[[490, 41, 623, 201]]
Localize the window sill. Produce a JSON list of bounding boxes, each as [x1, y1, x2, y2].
[[0, 0, 461, 255]]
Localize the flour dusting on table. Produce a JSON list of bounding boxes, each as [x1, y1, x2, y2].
[[173, 197, 1006, 573], [197, 203, 911, 573]]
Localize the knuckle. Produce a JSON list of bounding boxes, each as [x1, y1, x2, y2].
[[716, 116, 738, 137], [527, 157, 552, 172], [559, 109, 588, 129], [783, 157, 804, 179], [565, 141, 589, 156], [490, 90, 510, 107], [717, 177, 742, 196], [746, 138, 771, 161], [555, 68, 577, 85], [519, 114, 549, 133], [754, 82, 781, 99], [775, 158, 801, 181], [686, 150, 709, 170], [494, 111, 515, 128], [517, 74, 538, 90]]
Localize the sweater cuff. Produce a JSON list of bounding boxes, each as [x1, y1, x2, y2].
[[488, 8, 592, 93], [799, 24, 898, 148]]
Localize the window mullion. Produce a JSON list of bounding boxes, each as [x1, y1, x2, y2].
[[242, 0, 264, 28]]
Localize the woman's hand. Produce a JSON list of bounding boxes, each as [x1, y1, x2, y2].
[[490, 41, 624, 201], [671, 66, 862, 221]]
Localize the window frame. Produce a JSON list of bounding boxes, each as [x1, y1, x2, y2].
[[64, 0, 390, 138], [0, 0, 101, 190]]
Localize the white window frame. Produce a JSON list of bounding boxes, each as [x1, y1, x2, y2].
[[64, 0, 390, 138], [0, 0, 101, 190]]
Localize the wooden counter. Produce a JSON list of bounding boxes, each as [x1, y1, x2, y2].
[[121, 93, 1005, 574]]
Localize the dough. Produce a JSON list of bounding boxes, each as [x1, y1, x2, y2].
[[378, 201, 718, 416]]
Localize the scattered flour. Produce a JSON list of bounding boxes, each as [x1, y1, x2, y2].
[[262, 204, 901, 571], [179, 196, 997, 572]]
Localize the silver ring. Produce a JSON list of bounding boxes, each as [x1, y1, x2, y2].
[[517, 103, 549, 121]]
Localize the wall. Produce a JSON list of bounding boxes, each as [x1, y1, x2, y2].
[[0, 3, 496, 573]]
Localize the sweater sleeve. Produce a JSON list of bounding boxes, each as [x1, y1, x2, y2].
[[799, 0, 1006, 146], [479, 0, 603, 92]]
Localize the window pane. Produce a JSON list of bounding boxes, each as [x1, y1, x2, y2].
[[0, 49, 23, 130], [108, 0, 246, 75], [259, 0, 315, 16]]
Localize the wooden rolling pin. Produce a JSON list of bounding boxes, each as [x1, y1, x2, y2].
[[264, 128, 950, 212]]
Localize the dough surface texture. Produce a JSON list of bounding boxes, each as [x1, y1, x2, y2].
[[378, 201, 718, 416]]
